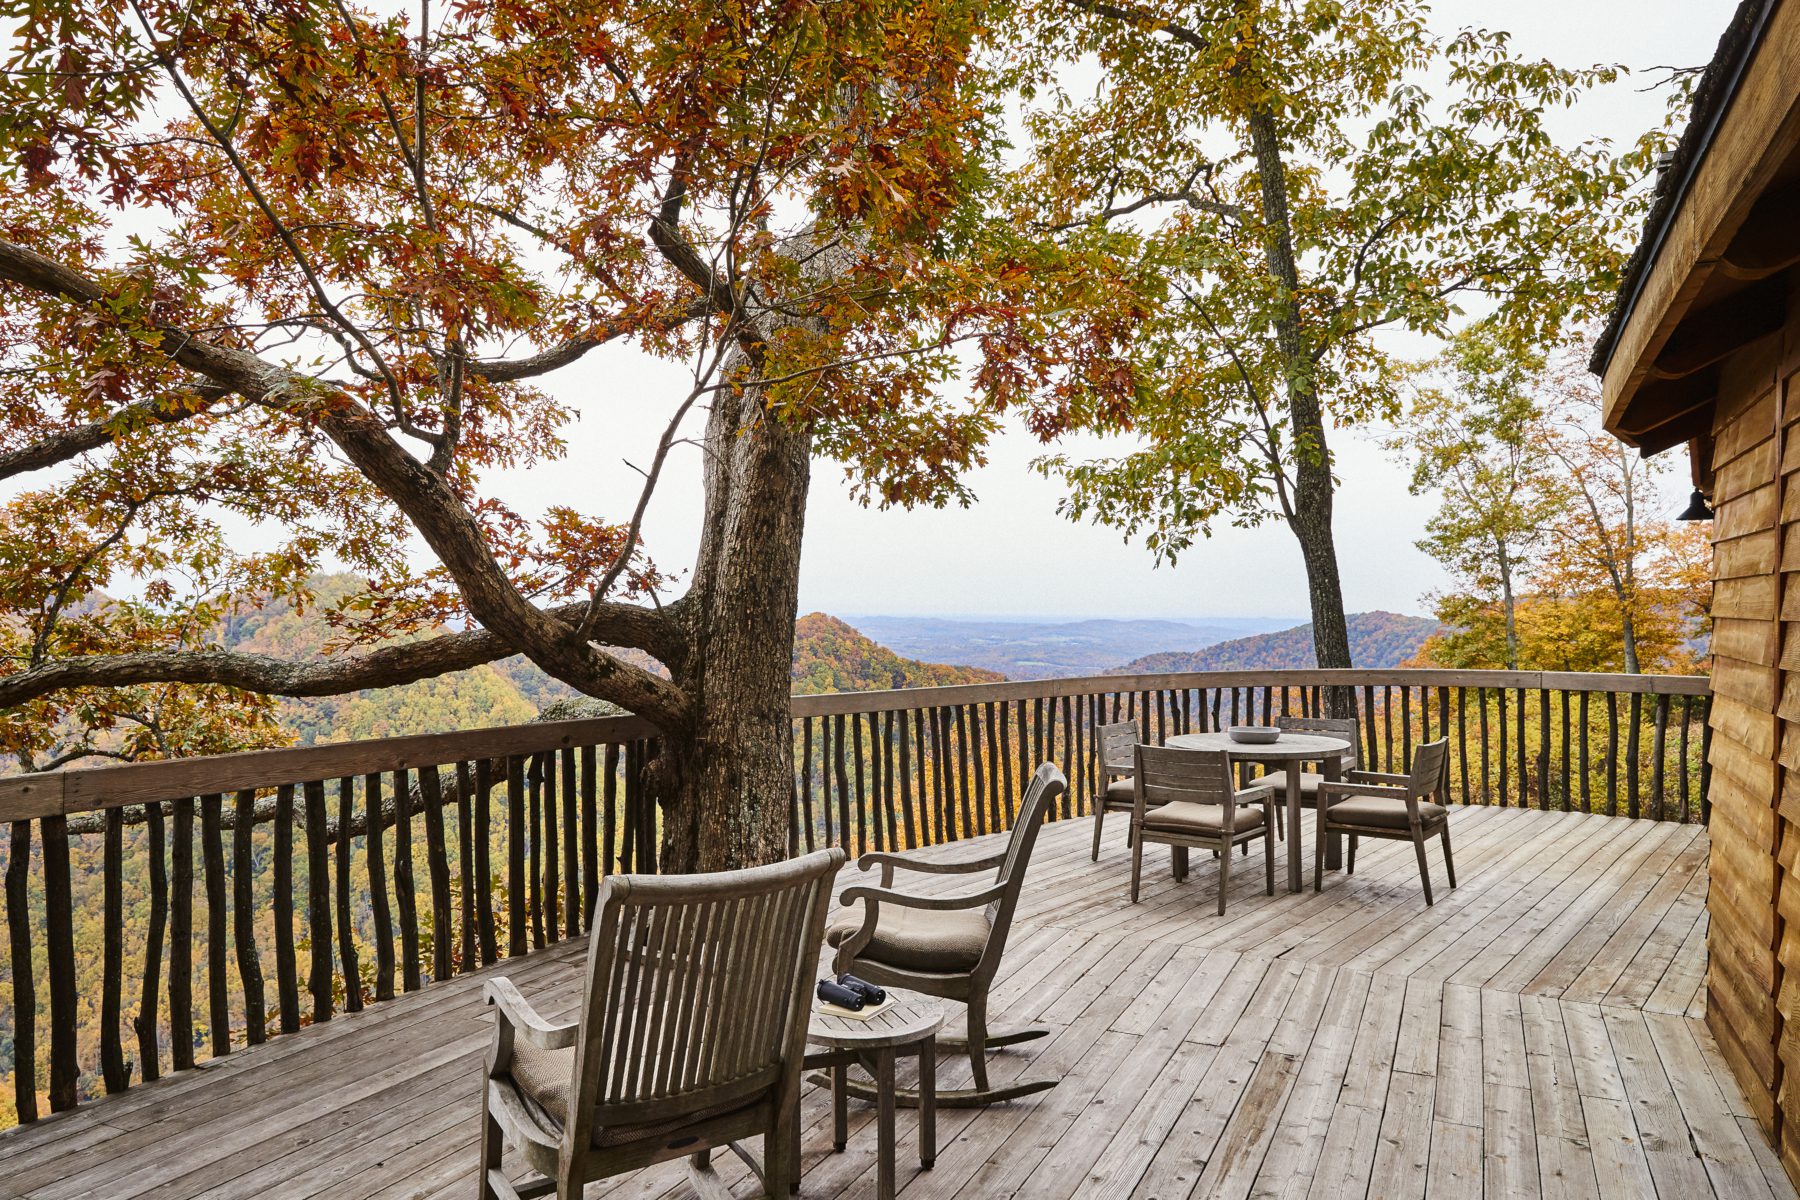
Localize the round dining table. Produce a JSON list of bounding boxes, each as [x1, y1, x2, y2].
[[1165, 731, 1354, 893]]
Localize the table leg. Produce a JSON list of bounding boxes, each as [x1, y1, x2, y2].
[[1170, 844, 1189, 882], [833, 1061, 848, 1151], [1286, 762, 1303, 892], [876, 1047, 897, 1200], [919, 1036, 937, 1169], [1323, 754, 1344, 870]]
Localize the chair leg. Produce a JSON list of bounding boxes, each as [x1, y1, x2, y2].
[[1347, 835, 1358, 874], [478, 1084, 505, 1200], [1091, 806, 1105, 861], [1412, 832, 1434, 906], [1263, 830, 1274, 896], [1129, 826, 1144, 903], [966, 994, 990, 1093], [1313, 819, 1324, 893], [764, 1098, 796, 1199], [1217, 838, 1231, 916], [1273, 797, 1284, 839], [1440, 825, 1456, 888]]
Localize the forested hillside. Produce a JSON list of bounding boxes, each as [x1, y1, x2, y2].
[[212, 580, 996, 746], [792, 614, 1003, 693], [1113, 612, 1443, 673]]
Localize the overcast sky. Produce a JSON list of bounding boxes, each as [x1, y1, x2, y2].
[[482, 0, 1734, 624]]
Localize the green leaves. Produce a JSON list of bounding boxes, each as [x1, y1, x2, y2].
[[1011, 0, 1648, 563]]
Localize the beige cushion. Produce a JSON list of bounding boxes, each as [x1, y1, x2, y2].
[[825, 902, 990, 973], [1104, 777, 1134, 805], [1324, 796, 1447, 829], [509, 1042, 755, 1147], [1256, 770, 1322, 798], [1141, 800, 1264, 837]]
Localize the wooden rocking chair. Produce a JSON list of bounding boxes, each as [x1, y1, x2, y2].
[[826, 762, 1066, 1108], [478, 848, 844, 1200]]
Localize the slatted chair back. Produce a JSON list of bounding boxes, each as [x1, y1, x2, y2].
[[562, 849, 841, 1156], [1131, 743, 1235, 819], [1275, 715, 1361, 772], [977, 763, 1065, 978], [1097, 721, 1138, 775], [1406, 738, 1451, 802]]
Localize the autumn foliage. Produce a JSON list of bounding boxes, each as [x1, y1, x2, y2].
[[0, 0, 1143, 866]]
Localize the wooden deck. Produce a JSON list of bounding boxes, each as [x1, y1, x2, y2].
[[1, 804, 1788, 1199]]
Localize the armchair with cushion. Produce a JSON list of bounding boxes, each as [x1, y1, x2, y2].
[[1130, 744, 1275, 915], [1090, 719, 1141, 860], [1315, 737, 1454, 904], [1253, 715, 1361, 838]]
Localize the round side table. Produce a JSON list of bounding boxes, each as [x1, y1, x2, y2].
[[804, 992, 943, 1200]]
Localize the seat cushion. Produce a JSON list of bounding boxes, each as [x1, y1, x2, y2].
[[825, 902, 991, 973], [509, 1042, 756, 1147], [1141, 800, 1264, 837], [1255, 770, 1322, 798], [1104, 777, 1134, 806], [1324, 796, 1447, 829]]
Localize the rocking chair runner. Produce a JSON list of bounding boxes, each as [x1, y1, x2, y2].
[[826, 762, 1066, 1107], [478, 848, 844, 1200]]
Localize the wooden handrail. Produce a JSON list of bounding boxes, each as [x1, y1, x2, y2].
[[0, 668, 1709, 822]]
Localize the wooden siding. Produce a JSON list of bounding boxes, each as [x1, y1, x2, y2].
[[1706, 286, 1800, 1178]]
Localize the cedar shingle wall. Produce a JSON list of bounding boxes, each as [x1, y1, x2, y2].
[[1706, 284, 1800, 1174]]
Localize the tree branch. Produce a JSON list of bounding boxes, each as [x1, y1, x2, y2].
[[0, 387, 225, 482], [0, 596, 682, 711], [464, 299, 713, 383], [648, 166, 741, 321], [1064, 0, 1211, 51], [0, 237, 694, 728]]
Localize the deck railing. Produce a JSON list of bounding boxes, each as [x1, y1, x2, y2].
[[0, 667, 1709, 1124]]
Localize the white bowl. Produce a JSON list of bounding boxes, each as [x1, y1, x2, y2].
[[1226, 725, 1281, 744]]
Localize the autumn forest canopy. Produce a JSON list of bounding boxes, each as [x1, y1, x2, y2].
[[0, 0, 1704, 868]]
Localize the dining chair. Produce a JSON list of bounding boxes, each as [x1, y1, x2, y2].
[[827, 762, 1065, 1106], [1253, 716, 1362, 838], [1315, 737, 1455, 904], [478, 847, 844, 1200], [1130, 745, 1276, 916], [1090, 719, 1141, 860]]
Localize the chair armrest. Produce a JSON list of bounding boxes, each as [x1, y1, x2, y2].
[[1234, 784, 1275, 804], [839, 882, 1007, 911], [857, 850, 1004, 883], [485, 978, 578, 1052], [1317, 780, 1407, 807], [1347, 770, 1410, 784]]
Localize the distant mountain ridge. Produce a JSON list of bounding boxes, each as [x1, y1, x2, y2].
[[1112, 611, 1442, 673], [844, 615, 1297, 680]]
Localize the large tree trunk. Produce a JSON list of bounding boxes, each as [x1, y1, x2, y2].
[[657, 359, 813, 873], [1245, 106, 1354, 710]]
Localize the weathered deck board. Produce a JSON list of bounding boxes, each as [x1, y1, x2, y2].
[[4, 806, 1788, 1200]]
